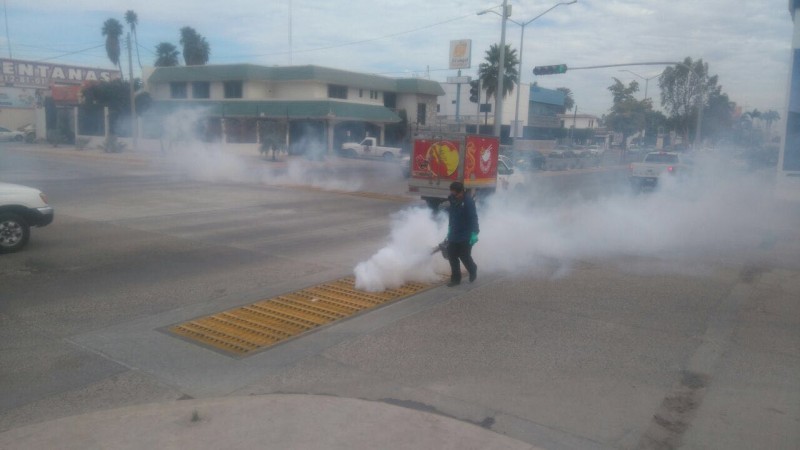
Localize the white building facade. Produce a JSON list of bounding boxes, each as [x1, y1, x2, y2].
[[143, 64, 443, 155]]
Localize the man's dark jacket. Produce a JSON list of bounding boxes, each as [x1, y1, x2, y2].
[[447, 194, 479, 243]]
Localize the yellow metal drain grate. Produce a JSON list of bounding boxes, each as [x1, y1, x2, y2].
[[169, 276, 439, 356]]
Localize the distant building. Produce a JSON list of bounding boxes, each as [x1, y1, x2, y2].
[[528, 85, 565, 129], [144, 64, 443, 155], [435, 82, 570, 141], [0, 58, 119, 136], [557, 113, 600, 130], [779, 0, 800, 199]]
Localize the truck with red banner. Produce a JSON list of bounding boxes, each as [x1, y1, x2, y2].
[[408, 134, 500, 210]]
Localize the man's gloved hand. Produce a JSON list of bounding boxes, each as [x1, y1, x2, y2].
[[469, 232, 479, 246]]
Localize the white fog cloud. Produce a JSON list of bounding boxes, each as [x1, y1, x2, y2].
[[354, 150, 788, 291]]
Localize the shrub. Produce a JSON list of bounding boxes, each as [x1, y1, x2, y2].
[[75, 137, 91, 150], [102, 134, 126, 153]]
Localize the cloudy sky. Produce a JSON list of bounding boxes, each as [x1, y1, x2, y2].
[[2, 0, 793, 117]]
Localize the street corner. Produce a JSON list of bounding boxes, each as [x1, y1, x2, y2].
[[0, 394, 538, 450]]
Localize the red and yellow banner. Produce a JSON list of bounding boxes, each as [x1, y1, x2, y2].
[[411, 139, 461, 181], [464, 135, 498, 186]]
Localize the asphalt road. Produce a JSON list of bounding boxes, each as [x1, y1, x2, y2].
[[1, 143, 798, 449]]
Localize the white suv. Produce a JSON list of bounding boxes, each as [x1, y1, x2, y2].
[[0, 182, 54, 253]]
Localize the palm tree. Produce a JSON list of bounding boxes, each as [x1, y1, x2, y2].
[[125, 10, 142, 69], [101, 18, 124, 76], [557, 87, 575, 113], [154, 42, 180, 67], [180, 27, 210, 66], [477, 44, 519, 102], [762, 109, 780, 134], [747, 109, 762, 128]]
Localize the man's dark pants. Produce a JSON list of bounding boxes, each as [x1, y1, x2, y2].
[[447, 241, 477, 283]]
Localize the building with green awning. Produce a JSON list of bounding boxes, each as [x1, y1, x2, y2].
[[143, 64, 444, 156]]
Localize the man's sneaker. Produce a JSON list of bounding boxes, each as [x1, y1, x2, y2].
[[469, 270, 477, 283], [447, 281, 460, 287]]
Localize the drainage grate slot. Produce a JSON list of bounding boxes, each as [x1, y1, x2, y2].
[[168, 276, 441, 356]]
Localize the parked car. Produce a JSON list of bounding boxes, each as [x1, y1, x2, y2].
[[513, 150, 546, 171], [0, 182, 54, 253], [586, 144, 605, 156], [497, 155, 526, 191], [545, 149, 579, 171], [0, 126, 25, 142], [575, 149, 602, 168], [19, 124, 36, 143]]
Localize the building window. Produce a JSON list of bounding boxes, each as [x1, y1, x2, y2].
[[359, 89, 363, 98], [224, 81, 243, 99], [383, 92, 396, 109], [192, 81, 210, 99], [370, 90, 378, 99], [224, 118, 257, 143], [170, 82, 187, 99], [417, 103, 427, 125], [328, 84, 347, 99]]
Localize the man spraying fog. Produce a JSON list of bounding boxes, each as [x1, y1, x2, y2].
[[446, 181, 479, 287]]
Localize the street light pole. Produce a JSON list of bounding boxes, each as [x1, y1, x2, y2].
[[618, 69, 659, 102], [494, 0, 508, 138], [619, 69, 659, 145], [511, 0, 577, 140]]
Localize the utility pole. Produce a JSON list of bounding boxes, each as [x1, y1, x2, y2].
[[477, 78, 482, 131], [494, 0, 508, 139], [571, 104, 577, 144], [455, 69, 461, 123], [127, 33, 137, 151]]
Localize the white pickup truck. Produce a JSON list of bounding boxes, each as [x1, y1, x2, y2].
[[341, 137, 402, 160], [629, 151, 689, 191], [1, 182, 54, 253]]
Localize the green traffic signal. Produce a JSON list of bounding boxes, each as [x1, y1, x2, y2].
[[533, 64, 568, 75]]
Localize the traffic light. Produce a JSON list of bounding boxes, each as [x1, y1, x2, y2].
[[533, 64, 568, 76], [469, 80, 480, 103]]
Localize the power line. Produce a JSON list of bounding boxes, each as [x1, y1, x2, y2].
[[215, 13, 474, 60], [33, 44, 106, 62]]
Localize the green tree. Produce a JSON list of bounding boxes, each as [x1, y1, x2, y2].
[[477, 43, 519, 102], [101, 18, 124, 75], [643, 109, 668, 145], [658, 57, 719, 144], [154, 42, 180, 67], [700, 87, 734, 144], [556, 87, 574, 114], [81, 79, 132, 139], [605, 78, 650, 148], [124, 10, 142, 69], [180, 27, 210, 66]]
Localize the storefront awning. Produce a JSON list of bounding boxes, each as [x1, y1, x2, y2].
[[148, 100, 401, 123]]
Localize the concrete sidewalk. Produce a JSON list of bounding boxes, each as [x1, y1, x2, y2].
[[0, 394, 538, 450]]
